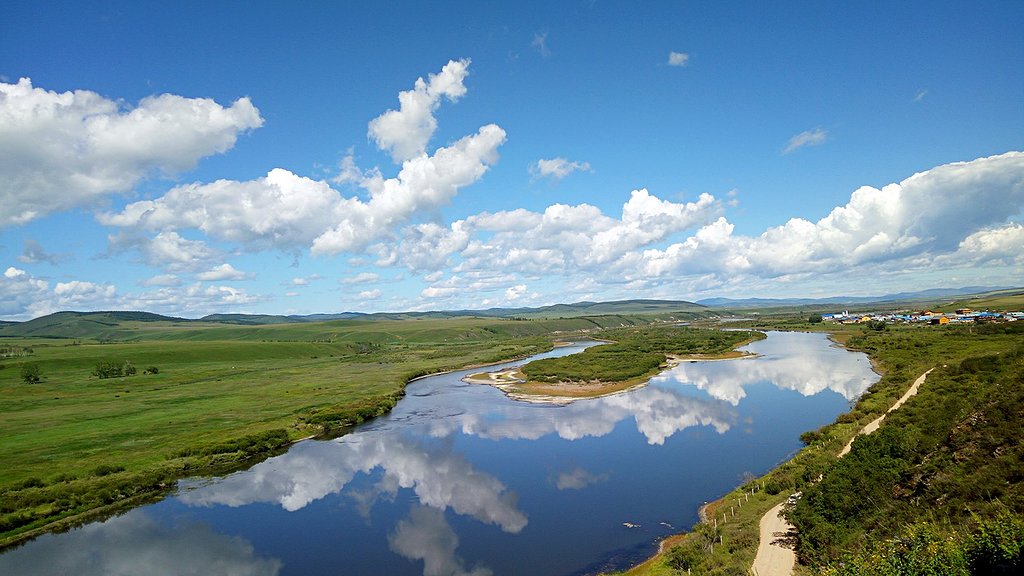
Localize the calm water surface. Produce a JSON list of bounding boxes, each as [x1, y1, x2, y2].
[[1, 331, 877, 576]]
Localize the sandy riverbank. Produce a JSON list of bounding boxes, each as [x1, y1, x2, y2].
[[463, 350, 759, 405]]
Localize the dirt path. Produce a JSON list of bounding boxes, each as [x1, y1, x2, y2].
[[750, 367, 935, 575], [839, 367, 935, 457], [751, 502, 794, 576]]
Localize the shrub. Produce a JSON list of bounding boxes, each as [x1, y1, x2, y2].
[[92, 464, 125, 476], [966, 511, 1024, 574], [17, 477, 45, 489], [800, 429, 823, 445], [866, 320, 888, 332], [92, 360, 123, 379], [93, 360, 137, 379], [665, 538, 708, 571], [20, 362, 42, 384]]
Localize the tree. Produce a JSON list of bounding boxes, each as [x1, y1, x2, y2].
[[20, 362, 42, 384], [92, 360, 122, 379], [866, 319, 887, 331], [809, 315, 823, 324]]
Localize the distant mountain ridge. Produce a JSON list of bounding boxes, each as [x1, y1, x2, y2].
[[697, 286, 1015, 308], [0, 311, 188, 339], [0, 299, 708, 339], [2, 288, 1019, 340]]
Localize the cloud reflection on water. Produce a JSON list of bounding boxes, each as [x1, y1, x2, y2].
[[181, 433, 528, 533], [555, 466, 609, 491], [180, 371, 741, 517], [440, 384, 736, 445], [0, 510, 281, 576], [654, 332, 877, 405], [388, 506, 492, 576]]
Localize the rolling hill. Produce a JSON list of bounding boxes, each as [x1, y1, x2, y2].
[[0, 299, 710, 340]]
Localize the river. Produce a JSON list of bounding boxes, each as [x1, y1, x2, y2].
[[0, 331, 878, 576]]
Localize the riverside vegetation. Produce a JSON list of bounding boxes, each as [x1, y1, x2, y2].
[[617, 316, 1024, 576], [0, 312, 663, 548], [507, 326, 762, 401], [522, 326, 761, 384]]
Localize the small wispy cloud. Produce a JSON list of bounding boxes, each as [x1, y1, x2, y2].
[[290, 274, 324, 286], [341, 272, 381, 285], [530, 157, 592, 181], [196, 263, 252, 281], [358, 289, 382, 300], [914, 89, 928, 102], [555, 467, 609, 490], [532, 31, 551, 57], [783, 127, 828, 154], [667, 51, 690, 67], [17, 239, 64, 264], [139, 274, 182, 287]]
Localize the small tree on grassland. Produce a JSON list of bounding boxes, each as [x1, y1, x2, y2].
[[21, 362, 42, 384], [93, 360, 122, 379]]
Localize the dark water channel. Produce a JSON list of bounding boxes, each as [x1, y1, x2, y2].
[[1, 331, 878, 576]]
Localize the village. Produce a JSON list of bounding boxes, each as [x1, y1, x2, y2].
[[822, 308, 1024, 325]]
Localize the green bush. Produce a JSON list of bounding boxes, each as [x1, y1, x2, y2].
[[92, 360, 123, 379], [665, 538, 708, 571], [92, 360, 138, 379], [966, 511, 1024, 574], [822, 513, 1024, 576], [20, 362, 42, 384], [92, 464, 125, 477], [176, 429, 291, 458]]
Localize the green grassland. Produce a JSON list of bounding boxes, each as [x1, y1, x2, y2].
[[619, 319, 1024, 576], [0, 313, 657, 547], [931, 289, 1024, 313]]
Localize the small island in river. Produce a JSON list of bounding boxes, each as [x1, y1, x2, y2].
[[464, 326, 762, 404]]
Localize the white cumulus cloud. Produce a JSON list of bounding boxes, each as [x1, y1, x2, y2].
[[0, 78, 262, 227], [368, 59, 471, 163], [100, 64, 505, 262], [630, 151, 1024, 284]]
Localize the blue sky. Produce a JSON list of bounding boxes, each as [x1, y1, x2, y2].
[[2, 1, 1022, 319]]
